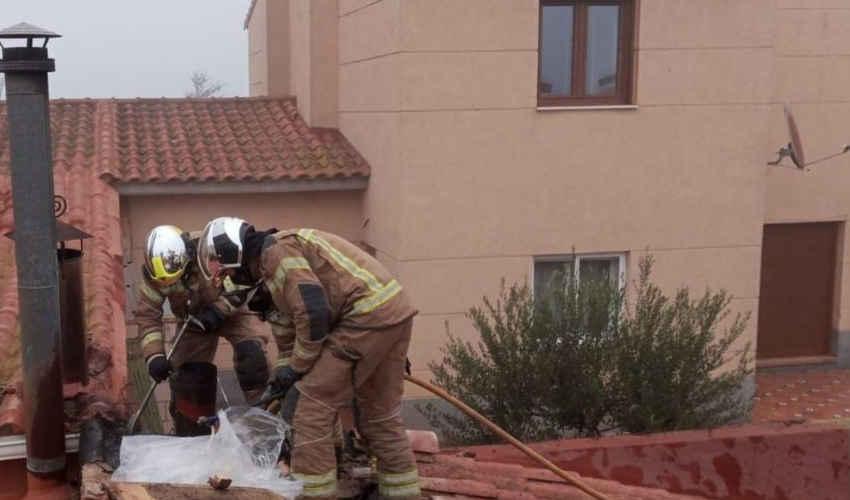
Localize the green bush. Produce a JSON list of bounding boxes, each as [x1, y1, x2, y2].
[[609, 256, 753, 433], [421, 256, 753, 444]]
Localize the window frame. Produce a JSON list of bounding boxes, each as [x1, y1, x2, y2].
[[537, 0, 636, 107], [533, 253, 627, 296]]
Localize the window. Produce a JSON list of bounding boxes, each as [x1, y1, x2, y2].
[[534, 253, 626, 297], [538, 1, 636, 107]]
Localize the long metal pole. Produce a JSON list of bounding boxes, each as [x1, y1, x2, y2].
[[2, 45, 65, 476], [126, 316, 193, 434]]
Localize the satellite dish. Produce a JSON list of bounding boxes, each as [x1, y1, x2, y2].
[[769, 104, 850, 170]]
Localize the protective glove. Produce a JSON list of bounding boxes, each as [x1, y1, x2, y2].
[[192, 306, 223, 333], [269, 365, 302, 397], [147, 354, 172, 383]]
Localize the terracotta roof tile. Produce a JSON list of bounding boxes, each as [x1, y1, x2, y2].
[[0, 100, 128, 435], [104, 98, 370, 185]]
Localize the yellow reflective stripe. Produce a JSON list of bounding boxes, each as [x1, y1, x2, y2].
[[274, 263, 286, 286], [379, 482, 421, 497], [352, 280, 402, 315], [222, 276, 236, 293], [379, 469, 419, 486], [300, 482, 338, 497], [273, 358, 291, 369], [292, 470, 337, 497], [141, 331, 163, 348], [139, 281, 164, 303], [297, 230, 384, 294], [294, 342, 321, 360], [282, 257, 311, 271]]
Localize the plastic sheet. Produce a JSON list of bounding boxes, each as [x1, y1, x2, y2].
[[112, 407, 302, 498]]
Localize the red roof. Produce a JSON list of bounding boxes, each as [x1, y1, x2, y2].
[[103, 98, 370, 184], [0, 100, 127, 434], [0, 97, 369, 435]]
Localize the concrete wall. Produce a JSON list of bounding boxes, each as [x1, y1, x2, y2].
[[247, 0, 291, 97], [462, 423, 850, 500], [286, 0, 339, 127], [767, 2, 850, 366], [247, 1, 850, 397], [335, 0, 772, 398]]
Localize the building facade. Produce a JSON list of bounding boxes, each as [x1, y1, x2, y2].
[[245, 0, 850, 406]]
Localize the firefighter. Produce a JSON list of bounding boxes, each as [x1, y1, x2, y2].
[[197, 217, 421, 500], [136, 225, 270, 436]]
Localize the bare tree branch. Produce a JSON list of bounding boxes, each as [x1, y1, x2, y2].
[[185, 71, 224, 98]]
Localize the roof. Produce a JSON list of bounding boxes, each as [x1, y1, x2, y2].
[[0, 97, 369, 435], [103, 98, 369, 185], [0, 98, 370, 187], [0, 100, 127, 434], [0, 22, 61, 39], [244, 0, 260, 29]]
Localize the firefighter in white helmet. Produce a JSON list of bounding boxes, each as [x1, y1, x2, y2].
[[136, 225, 270, 435], [198, 217, 420, 500]]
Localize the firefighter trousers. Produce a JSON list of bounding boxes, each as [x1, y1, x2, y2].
[[169, 313, 270, 430], [287, 318, 419, 499]]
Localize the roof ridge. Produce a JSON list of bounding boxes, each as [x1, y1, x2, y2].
[[93, 100, 119, 182]]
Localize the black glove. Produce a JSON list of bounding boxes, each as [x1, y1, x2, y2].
[[147, 354, 172, 383], [269, 366, 302, 397], [193, 306, 223, 332], [247, 288, 273, 319]]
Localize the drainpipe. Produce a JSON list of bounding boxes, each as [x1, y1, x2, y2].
[[0, 23, 66, 477]]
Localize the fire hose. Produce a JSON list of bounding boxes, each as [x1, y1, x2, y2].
[[403, 374, 612, 500]]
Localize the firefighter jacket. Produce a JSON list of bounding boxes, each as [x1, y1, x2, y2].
[[136, 266, 248, 360], [259, 229, 417, 374]]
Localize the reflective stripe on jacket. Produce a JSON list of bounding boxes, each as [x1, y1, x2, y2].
[[260, 229, 417, 373]]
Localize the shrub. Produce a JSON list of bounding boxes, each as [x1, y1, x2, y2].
[[609, 256, 753, 433], [421, 256, 753, 444]]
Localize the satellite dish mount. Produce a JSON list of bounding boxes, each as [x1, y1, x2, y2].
[[768, 104, 850, 170]]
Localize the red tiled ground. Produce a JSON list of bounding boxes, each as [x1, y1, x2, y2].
[[753, 368, 850, 423]]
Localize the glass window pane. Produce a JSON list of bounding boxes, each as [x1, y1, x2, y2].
[[586, 5, 620, 96], [540, 5, 574, 96], [579, 257, 619, 284], [534, 260, 573, 297]]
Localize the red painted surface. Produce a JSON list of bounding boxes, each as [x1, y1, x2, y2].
[[456, 423, 850, 500]]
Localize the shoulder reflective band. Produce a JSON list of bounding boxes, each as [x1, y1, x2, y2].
[[296, 230, 403, 315]]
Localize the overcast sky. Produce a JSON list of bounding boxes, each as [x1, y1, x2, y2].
[[1, 0, 251, 98]]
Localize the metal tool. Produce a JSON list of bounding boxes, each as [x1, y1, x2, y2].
[[126, 315, 195, 434]]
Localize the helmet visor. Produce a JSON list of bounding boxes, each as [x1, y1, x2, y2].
[[197, 217, 245, 281]]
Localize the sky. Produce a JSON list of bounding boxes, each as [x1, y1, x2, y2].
[[0, 0, 252, 98]]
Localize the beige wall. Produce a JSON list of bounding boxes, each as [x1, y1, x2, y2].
[[248, 0, 291, 97], [286, 0, 339, 127], [246, 1, 850, 397], [767, 2, 850, 359], [334, 0, 773, 395]]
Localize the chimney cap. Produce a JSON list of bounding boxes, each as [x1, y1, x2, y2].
[[0, 22, 61, 40]]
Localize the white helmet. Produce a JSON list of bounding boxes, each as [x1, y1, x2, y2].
[[197, 217, 250, 281], [144, 225, 189, 285]]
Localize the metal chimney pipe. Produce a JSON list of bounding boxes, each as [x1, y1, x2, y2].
[[0, 28, 65, 476]]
